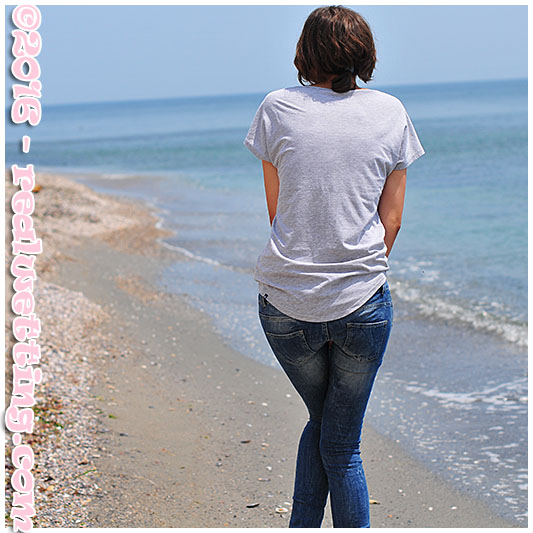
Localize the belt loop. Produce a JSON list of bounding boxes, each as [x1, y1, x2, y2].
[[380, 284, 385, 296]]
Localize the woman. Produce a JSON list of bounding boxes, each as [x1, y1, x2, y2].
[[244, 5, 425, 528]]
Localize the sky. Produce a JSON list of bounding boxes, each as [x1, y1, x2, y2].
[[4, 4, 528, 106]]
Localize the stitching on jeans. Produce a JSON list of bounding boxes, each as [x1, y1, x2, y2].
[[341, 320, 389, 358], [358, 301, 392, 312], [265, 329, 315, 358], [259, 312, 295, 321]]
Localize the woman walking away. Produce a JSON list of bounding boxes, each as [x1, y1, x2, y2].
[[244, 5, 425, 528]]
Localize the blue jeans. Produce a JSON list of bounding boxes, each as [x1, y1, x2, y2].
[[258, 281, 393, 528]]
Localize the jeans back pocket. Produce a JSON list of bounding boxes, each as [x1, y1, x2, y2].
[[264, 329, 315, 366], [341, 320, 391, 363]]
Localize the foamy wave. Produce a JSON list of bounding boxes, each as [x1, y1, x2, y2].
[[404, 376, 528, 412], [390, 279, 528, 348], [159, 240, 225, 267], [158, 239, 254, 276], [147, 210, 229, 268]]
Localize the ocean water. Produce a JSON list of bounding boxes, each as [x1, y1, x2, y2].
[[6, 79, 527, 347], [5, 78, 527, 524]]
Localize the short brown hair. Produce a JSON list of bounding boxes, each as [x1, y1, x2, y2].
[[294, 5, 377, 93]]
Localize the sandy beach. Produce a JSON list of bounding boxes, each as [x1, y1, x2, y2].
[[5, 170, 519, 528]]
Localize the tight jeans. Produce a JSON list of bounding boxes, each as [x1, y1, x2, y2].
[[258, 281, 393, 528]]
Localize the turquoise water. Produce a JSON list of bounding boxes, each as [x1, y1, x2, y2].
[[5, 78, 527, 524], [6, 78, 527, 347]]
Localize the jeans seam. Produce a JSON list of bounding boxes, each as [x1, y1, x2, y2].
[[258, 313, 296, 321]]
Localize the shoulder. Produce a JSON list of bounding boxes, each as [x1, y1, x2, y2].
[[260, 87, 294, 107], [365, 89, 406, 113], [362, 89, 412, 130], [254, 89, 287, 118], [256, 87, 300, 122]]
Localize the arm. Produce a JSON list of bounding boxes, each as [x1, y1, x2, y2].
[[378, 168, 407, 257], [262, 160, 280, 226]]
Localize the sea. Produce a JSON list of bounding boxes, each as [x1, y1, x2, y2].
[[5, 78, 527, 525]]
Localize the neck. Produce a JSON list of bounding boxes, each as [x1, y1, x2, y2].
[[312, 76, 359, 90]]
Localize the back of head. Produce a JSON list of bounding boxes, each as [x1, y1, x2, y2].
[[294, 5, 377, 93]]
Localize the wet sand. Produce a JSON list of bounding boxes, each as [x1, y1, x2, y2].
[[5, 171, 518, 527]]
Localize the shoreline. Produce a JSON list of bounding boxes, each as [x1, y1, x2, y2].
[[5, 170, 522, 527], [22, 166, 529, 351]]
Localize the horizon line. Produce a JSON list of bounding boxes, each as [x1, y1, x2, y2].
[[6, 76, 527, 110]]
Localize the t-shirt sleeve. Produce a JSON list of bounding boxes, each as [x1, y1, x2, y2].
[[243, 96, 275, 163], [394, 108, 426, 170]]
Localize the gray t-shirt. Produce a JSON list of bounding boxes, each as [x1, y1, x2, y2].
[[244, 85, 425, 322]]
